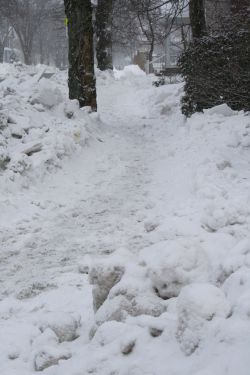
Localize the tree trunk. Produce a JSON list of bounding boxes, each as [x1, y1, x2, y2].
[[147, 9, 155, 74], [96, 0, 113, 71], [148, 39, 154, 74], [15, 30, 33, 65], [231, 0, 249, 13], [39, 32, 45, 65], [64, 0, 97, 111], [189, 0, 207, 39], [0, 42, 4, 63], [23, 49, 32, 65]]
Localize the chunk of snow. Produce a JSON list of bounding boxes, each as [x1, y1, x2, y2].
[[204, 104, 237, 117], [30, 79, 63, 109], [33, 346, 71, 371], [114, 65, 146, 79], [140, 240, 210, 299], [176, 283, 231, 355], [38, 312, 80, 343]]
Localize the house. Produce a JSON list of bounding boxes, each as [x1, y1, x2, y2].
[[152, 16, 190, 75]]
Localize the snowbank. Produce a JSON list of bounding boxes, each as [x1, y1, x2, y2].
[[0, 63, 100, 189], [114, 64, 146, 80], [83, 72, 250, 375], [1, 63, 250, 375]]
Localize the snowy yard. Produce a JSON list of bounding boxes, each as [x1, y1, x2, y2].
[[1, 63, 250, 375]]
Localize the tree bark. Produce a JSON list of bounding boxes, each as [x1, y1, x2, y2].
[[0, 42, 4, 63], [96, 0, 113, 71], [23, 50, 32, 65], [64, 0, 97, 111], [15, 29, 33, 65], [231, 0, 249, 14], [189, 0, 207, 39], [147, 9, 155, 74], [148, 39, 154, 73]]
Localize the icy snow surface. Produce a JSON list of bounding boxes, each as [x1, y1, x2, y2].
[[1, 63, 250, 375]]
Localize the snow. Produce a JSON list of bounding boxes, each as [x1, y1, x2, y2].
[[113, 64, 146, 79], [176, 283, 230, 355], [1, 62, 250, 375], [0, 63, 100, 192]]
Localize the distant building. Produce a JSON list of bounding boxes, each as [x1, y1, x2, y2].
[[151, 16, 190, 74]]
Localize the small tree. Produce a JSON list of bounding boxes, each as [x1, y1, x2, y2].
[[96, 0, 113, 71], [179, 1, 250, 116], [128, 0, 187, 73], [64, 0, 97, 111], [0, 15, 12, 63], [189, 0, 206, 39], [0, 0, 53, 64]]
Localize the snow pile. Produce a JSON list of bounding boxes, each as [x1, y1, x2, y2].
[[176, 283, 230, 355], [0, 63, 99, 187], [1, 64, 250, 375], [140, 240, 210, 299], [79, 75, 250, 374], [114, 64, 146, 80]]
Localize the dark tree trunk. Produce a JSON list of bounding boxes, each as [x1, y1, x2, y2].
[[64, 0, 97, 111], [231, 0, 249, 14], [23, 48, 32, 65], [15, 30, 33, 65], [0, 43, 4, 63], [147, 9, 155, 74], [189, 0, 207, 39], [39, 31, 45, 65], [148, 39, 154, 74], [96, 0, 113, 71]]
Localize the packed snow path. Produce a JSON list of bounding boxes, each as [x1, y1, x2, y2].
[[0, 77, 164, 300], [1, 67, 250, 375]]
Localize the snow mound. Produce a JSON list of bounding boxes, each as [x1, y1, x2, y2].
[[33, 346, 71, 371], [38, 312, 81, 343], [204, 104, 238, 117], [140, 240, 210, 299], [114, 65, 146, 80], [177, 283, 231, 355], [150, 83, 183, 116], [218, 239, 250, 283], [30, 79, 63, 108], [89, 256, 167, 332], [0, 63, 99, 187], [95, 282, 166, 327], [223, 267, 250, 319], [89, 262, 125, 312], [202, 198, 249, 232]]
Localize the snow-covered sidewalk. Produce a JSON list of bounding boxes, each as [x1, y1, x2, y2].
[[1, 65, 250, 375]]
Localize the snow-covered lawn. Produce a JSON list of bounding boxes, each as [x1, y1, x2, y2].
[[0, 63, 250, 375]]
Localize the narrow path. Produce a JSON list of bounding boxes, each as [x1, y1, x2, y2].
[[0, 77, 160, 300], [3, 74, 246, 375], [0, 74, 193, 375]]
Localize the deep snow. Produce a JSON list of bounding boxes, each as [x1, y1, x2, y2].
[[0, 63, 250, 375]]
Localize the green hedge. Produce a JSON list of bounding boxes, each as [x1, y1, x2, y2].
[[179, 23, 250, 117]]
